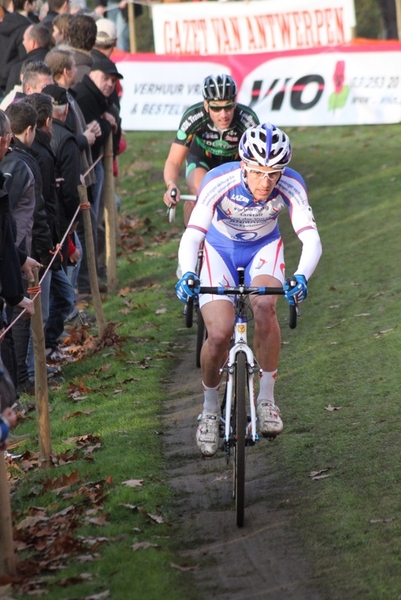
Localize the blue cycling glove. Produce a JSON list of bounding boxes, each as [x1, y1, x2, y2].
[[283, 274, 308, 306], [175, 271, 201, 303]]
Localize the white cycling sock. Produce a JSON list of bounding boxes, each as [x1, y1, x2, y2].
[[202, 382, 221, 414], [257, 370, 277, 405]]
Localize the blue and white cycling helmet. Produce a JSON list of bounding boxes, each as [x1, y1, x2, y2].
[[202, 74, 237, 101], [239, 123, 292, 168]]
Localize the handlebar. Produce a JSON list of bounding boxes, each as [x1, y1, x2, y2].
[[196, 285, 297, 329], [199, 286, 284, 295], [167, 190, 197, 223]]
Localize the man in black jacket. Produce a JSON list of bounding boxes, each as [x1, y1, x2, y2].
[[39, 84, 80, 356], [72, 58, 122, 295], [0, 109, 36, 384], [3, 100, 56, 386], [5, 23, 52, 95], [0, 0, 34, 97]]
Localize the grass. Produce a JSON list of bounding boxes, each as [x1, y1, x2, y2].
[[5, 124, 401, 600]]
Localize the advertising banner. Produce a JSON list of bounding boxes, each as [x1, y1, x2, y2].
[[115, 42, 401, 130], [151, 0, 356, 55]]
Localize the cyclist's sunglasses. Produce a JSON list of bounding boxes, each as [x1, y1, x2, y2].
[[244, 165, 283, 181], [208, 102, 236, 112]]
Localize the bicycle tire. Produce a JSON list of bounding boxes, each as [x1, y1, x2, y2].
[[185, 299, 193, 328], [234, 351, 246, 527], [195, 310, 207, 368]]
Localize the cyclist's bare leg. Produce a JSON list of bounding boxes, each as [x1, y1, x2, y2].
[[250, 274, 281, 372], [184, 167, 207, 226], [200, 299, 234, 387]]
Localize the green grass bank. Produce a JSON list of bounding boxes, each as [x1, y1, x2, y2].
[[6, 125, 401, 600]]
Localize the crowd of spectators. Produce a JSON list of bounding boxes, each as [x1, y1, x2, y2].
[[0, 1, 124, 443]]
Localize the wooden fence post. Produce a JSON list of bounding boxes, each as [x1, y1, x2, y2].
[[29, 268, 52, 468], [128, 0, 136, 53], [0, 452, 16, 578], [102, 133, 118, 293], [78, 185, 106, 336]]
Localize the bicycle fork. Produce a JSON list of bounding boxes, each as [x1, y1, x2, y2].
[[220, 318, 260, 457]]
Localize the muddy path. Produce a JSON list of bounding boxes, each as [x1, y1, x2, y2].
[[163, 334, 324, 600]]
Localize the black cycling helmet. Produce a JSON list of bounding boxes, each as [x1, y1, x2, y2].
[[202, 74, 237, 102], [239, 123, 292, 168]]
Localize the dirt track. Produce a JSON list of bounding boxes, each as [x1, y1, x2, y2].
[[163, 334, 323, 600]]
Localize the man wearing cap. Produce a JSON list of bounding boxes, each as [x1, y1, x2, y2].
[[73, 57, 122, 167], [92, 18, 117, 61], [40, 83, 80, 354], [73, 57, 122, 292]]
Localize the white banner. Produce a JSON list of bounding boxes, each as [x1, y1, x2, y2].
[[115, 43, 401, 130], [151, 0, 356, 55]]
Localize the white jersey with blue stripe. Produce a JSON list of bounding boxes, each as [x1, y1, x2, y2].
[[179, 161, 321, 281]]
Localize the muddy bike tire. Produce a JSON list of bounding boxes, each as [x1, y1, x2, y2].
[[234, 351, 246, 527], [195, 310, 207, 368]]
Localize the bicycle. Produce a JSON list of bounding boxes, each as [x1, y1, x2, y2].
[[184, 243, 206, 368], [166, 188, 196, 224], [196, 268, 297, 527], [166, 189, 206, 367]]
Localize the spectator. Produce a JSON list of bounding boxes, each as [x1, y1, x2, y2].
[[0, 377, 17, 447], [65, 13, 96, 82], [22, 59, 53, 94], [5, 23, 52, 94], [2, 102, 42, 386], [23, 92, 74, 381], [73, 57, 122, 295], [41, 0, 70, 33], [69, 0, 86, 14], [40, 83, 80, 354], [94, 0, 142, 52], [51, 11, 72, 44], [0, 0, 35, 96], [91, 17, 116, 60], [0, 59, 53, 110], [45, 48, 99, 295]]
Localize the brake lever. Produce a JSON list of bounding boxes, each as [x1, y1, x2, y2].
[[167, 187, 177, 222]]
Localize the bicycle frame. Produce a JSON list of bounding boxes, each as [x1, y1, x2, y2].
[[199, 270, 296, 526], [222, 294, 259, 447]]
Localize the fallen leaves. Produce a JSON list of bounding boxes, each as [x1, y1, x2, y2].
[[131, 542, 160, 551], [122, 479, 143, 488], [170, 562, 200, 572], [309, 468, 331, 480]]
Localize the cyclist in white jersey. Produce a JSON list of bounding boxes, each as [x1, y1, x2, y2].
[[175, 122, 322, 457]]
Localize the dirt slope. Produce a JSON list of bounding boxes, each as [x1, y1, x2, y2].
[[163, 335, 323, 600]]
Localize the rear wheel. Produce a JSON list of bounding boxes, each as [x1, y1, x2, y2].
[[234, 351, 246, 527]]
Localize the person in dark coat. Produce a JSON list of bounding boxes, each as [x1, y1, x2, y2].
[[5, 23, 52, 94], [73, 57, 122, 295], [41, 0, 70, 33], [29, 85, 78, 356], [0, 0, 34, 96]]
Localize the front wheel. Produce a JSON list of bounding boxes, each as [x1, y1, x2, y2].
[[195, 310, 207, 368], [234, 351, 246, 527]]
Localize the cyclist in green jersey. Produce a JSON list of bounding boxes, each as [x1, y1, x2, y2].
[[163, 74, 259, 225]]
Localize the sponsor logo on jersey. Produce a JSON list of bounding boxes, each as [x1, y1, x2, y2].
[[180, 110, 204, 132], [218, 274, 230, 287], [255, 258, 267, 270], [234, 232, 258, 241]]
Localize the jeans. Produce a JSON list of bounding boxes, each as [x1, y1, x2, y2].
[[107, 7, 129, 51], [45, 268, 75, 351]]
